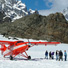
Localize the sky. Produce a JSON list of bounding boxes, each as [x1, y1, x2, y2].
[[21, 0, 68, 16], [21, 0, 52, 10]]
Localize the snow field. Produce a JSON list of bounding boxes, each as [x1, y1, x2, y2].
[[0, 35, 68, 68]]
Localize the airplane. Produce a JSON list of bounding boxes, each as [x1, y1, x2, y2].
[[0, 40, 61, 60]]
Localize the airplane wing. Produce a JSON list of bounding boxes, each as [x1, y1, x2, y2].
[[22, 41, 61, 46], [32, 42, 60, 46], [0, 40, 61, 46], [0, 40, 15, 45], [30, 42, 60, 45]]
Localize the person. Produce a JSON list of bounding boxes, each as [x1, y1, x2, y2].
[[56, 50, 59, 61], [51, 52, 54, 59], [64, 50, 67, 61], [49, 51, 51, 59], [45, 50, 48, 59], [59, 50, 63, 61]]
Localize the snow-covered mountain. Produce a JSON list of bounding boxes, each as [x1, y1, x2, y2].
[[0, 0, 39, 21], [63, 7, 68, 21]]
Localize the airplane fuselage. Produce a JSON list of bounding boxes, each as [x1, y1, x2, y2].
[[3, 44, 30, 57]]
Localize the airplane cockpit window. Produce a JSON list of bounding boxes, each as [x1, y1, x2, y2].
[[17, 41, 24, 43], [16, 41, 24, 45]]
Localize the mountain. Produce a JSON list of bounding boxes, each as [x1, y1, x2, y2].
[[0, 0, 39, 21], [0, 12, 68, 43]]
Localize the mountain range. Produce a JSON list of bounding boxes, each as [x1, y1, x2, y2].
[[0, 12, 68, 43], [0, 0, 68, 43]]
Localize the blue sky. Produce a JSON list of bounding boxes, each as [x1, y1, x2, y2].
[[21, 0, 68, 16], [21, 0, 52, 10]]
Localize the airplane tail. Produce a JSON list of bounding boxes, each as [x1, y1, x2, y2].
[[0, 44, 7, 55]]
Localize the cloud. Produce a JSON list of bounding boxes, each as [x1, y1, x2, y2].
[[39, 0, 68, 16], [39, 10, 55, 16], [43, 0, 53, 8]]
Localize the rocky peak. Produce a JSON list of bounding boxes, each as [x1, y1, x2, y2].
[[47, 12, 66, 22]]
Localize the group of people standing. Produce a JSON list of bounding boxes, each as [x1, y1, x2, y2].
[[45, 50, 67, 61]]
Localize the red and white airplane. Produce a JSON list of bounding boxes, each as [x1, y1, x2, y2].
[[0, 40, 60, 60]]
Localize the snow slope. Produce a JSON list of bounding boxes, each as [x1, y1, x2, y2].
[[0, 35, 68, 68]]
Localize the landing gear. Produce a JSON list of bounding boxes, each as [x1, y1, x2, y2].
[[28, 56, 31, 60], [20, 52, 31, 60], [10, 55, 13, 60]]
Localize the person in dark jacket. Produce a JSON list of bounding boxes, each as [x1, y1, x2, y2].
[[49, 51, 51, 59], [51, 52, 54, 59], [59, 50, 63, 61], [56, 50, 59, 61], [45, 50, 48, 59]]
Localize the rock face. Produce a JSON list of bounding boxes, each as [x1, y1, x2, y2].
[[0, 12, 5, 21], [0, 11, 11, 23], [0, 12, 68, 43]]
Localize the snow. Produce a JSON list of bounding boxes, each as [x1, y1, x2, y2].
[[29, 9, 35, 14], [0, 59, 68, 68], [0, 35, 68, 68], [17, 1, 26, 7], [63, 7, 68, 21]]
